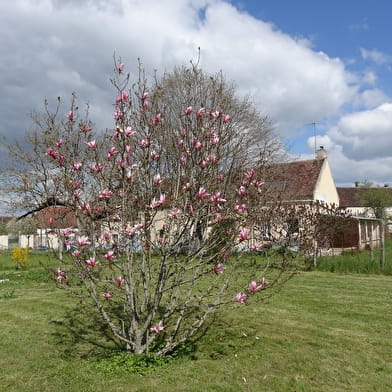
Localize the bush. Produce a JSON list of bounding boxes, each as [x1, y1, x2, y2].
[[11, 246, 29, 268]]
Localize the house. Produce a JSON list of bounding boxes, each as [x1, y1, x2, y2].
[[337, 185, 392, 249], [6, 147, 386, 254], [265, 146, 339, 205]]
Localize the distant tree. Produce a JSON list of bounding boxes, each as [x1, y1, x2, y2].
[[356, 182, 392, 220], [0, 221, 7, 235], [6, 216, 37, 247], [356, 182, 391, 268]]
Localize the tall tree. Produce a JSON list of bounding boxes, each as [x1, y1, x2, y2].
[[1, 58, 297, 355]]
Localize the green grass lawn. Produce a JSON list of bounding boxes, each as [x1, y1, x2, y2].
[[0, 251, 392, 391]]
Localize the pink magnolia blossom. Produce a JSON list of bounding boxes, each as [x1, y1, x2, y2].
[[125, 126, 135, 137], [107, 147, 119, 159], [58, 155, 65, 166], [103, 250, 115, 261], [139, 138, 151, 149], [142, 91, 149, 100], [197, 187, 210, 199], [118, 63, 125, 73], [73, 161, 82, 171], [64, 239, 74, 250], [169, 208, 181, 218], [78, 235, 91, 247], [206, 154, 217, 164], [223, 114, 231, 123], [66, 110, 74, 121], [60, 228, 73, 237], [72, 249, 81, 257], [85, 140, 96, 149], [210, 192, 226, 204], [245, 169, 255, 180], [56, 139, 63, 147], [90, 163, 104, 173], [234, 203, 247, 214], [238, 228, 250, 242], [237, 186, 248, 198], [115, 276, 125, 286], [55, 268, 64, 278], [213, 263, 225, 274], [184, 106, 193, 115], [114, 108, 123, 121], [86, 257, 99, 267], [121, 91, 129, 101], [152, 113, 162, 126], [99, 189, 113, 199], [103, 232, 111, 242], [150, 150, 160, 160], [103, 292, 112, 300], [194, 141, 203, 151], [143, 100, 150, 109], [150, 194, 166, 209], [248, 281, 262, 293], [78, 202, 92, 213], [252, 180, 265, 189], [235, 292, 248, 304], [215, 213, 223, 223], [251, 243, 260, 251], [72, 180, 81, 189], [55, 269, 68, 284], [153, 174, 162, 185], [48, 217, 54, 225], [80, 124, 92, 133], [260, 277, 268, 287], [150, 320, 164, 334], [210, 110, 220, 120], [211, 135, 220, 146], [196, 107, 205, 117], [180, 155, 187, 167], [180, 129, 187, 137], [199, 160, 207, 169], [46, 148, 58, 159]]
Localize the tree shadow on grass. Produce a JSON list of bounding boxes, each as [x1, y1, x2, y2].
[[50, 303, 121, 359]]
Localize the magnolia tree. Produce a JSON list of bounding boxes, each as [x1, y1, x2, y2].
[[3, 59, 299, 355]]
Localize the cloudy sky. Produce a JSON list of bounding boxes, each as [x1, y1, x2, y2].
[[1, 0, 392, 187]]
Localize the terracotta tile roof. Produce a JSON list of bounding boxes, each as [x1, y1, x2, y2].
[[265, 159, 324, 201], [35, 206, 77, 229], [337, 187, 392, 208], [336, 188, 361, 207]]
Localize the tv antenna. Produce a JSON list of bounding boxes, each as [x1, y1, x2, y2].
[[304, 122, 317, 156]]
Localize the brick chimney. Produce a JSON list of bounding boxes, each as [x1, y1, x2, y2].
[[316, 146, 327, 160]]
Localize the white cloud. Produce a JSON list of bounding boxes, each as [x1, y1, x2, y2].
[[1, 0, 391, 188], [354, 88, 390, 109], [360, 48, 391, 65], [362, 71, 377, 85], [0, 0, 357, 142], [307, 104, 392, 185]]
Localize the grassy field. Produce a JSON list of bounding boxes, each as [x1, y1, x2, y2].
[[0, 251, 391, 391]]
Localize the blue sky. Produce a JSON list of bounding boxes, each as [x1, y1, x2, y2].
[[0, 0, 391, 191], [236, 0, 392, 155]]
